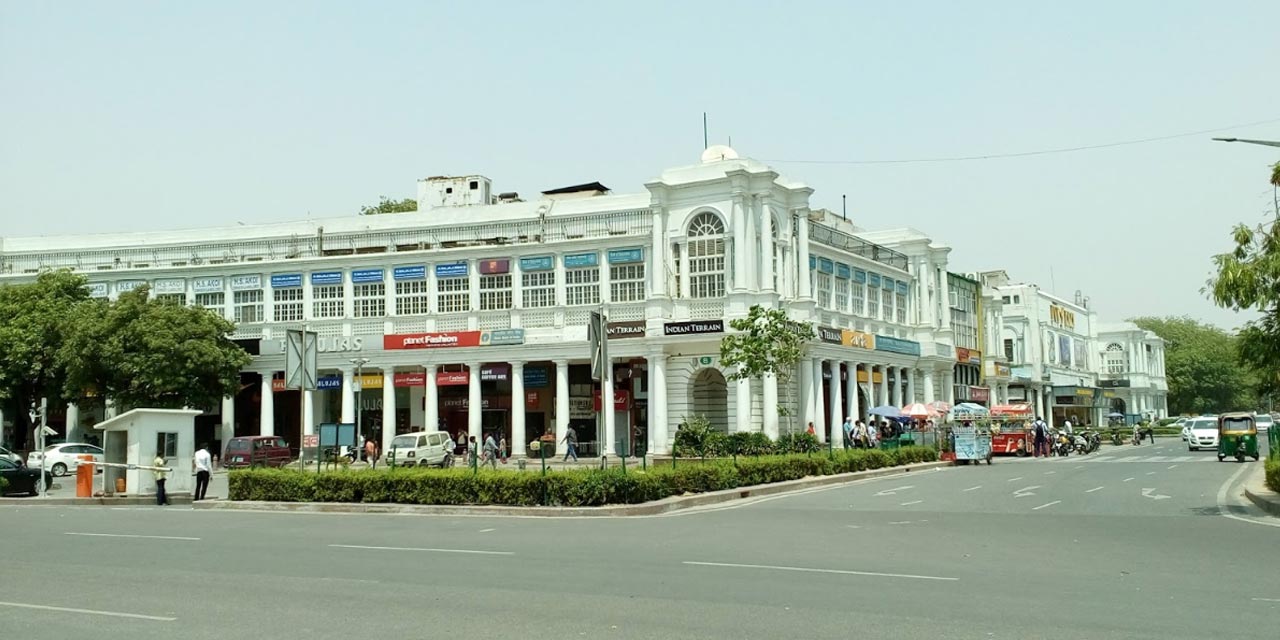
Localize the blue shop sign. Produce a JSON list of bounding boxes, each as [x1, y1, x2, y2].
[[867, 272, 881, 288], [352, 268, 384, 283], [607, 247, 644, 264], [854, 269, 867, 284], [817, 258, 834, 274], [896, 281, 909, 295], [563, 252, 598, 268], [271, 274, 302, 288], [435, 262, 469, 278], [311, 271, 343, 286], [835, 263, 851, 279], [520, 256, 554, 272], [481, 328, 525, 346], [393, 265, 426, 281], [523, 366, 550, 388], [875, 335, 921, 356], [317, 375, 343, 390]]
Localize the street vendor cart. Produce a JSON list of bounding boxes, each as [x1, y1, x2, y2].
[[952, 422, 993, 465], [990, 403, 1034, 456]]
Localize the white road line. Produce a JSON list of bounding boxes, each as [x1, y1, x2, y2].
[[962, 485, 982, 492], [1044, 471, 1056, 475], [65, 532, 200, 541], [899, 500, 923, 506], [888, 520, 913, 525], [1252, 597, 1280, 603], [478, 528, 495, 533], [330, 544, 513, 556], [1123, 477, 1135, 482], [1146, 471, 1157, 475], [683, 561, 958, 582], [1007, 477, 1024, 482], [1085, 486, 1105, 493], [1167, 464, 1178, 469], [1074, 465, 1085, 469], [1032, 500, 1061, 511], [0, 601, 176, 622]]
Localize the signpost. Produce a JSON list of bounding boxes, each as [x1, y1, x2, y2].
[[286, 329, 318, 470]]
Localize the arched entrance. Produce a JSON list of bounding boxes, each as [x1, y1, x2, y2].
[[1109, 398, 1127, 425], [690, 368, 729, 433]]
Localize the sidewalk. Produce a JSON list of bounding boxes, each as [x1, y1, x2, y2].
[[1243, 461, 1280, 517]]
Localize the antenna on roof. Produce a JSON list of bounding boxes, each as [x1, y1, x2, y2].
[[702, 112, 708, 150], [842, 194, 847, 220]]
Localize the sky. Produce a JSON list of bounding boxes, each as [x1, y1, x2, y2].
[[2, 1, 1278, 330]]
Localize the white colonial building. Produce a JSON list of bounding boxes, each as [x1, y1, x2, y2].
[[1, 146, 973, 456], [1096, 323, 1169, 419]]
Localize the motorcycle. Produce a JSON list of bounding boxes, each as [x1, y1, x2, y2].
[[1110, 430, 1124, 446], [1054, 432, 1073, 457], [1082, 431, 1101, 454]]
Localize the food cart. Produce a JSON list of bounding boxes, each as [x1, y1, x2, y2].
[[951, 422, 992, 465], [990, 403, 1034, 456]]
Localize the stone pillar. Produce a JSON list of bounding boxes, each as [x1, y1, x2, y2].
[[260, 374, 275, 436], [555, 360, 570, 449], [799, 356, 815, 431], [828, 362, 843, 448], [759, 199, 775, 292], [220, 396, 235, 455], [905, 368, 916, 405], [467, 362, 482, 442], [649, 351, 668, 454], [511, 362, 526, 456], [732, 196, 748, 291], [812, 358, 826, 438], [424, 364, 439, 433], [381, 370, 395, 457], [923, 370, 935, 405], [797, 212, 812, 299], [846, 362, 860, 424], [602, 361, 616, 456], [735, 375, 751, 433], [939, 267, 952, 330], [651, 208, 667, 297], [744, 196, 758, 292], [65, 403, 81, 443], [678, 243, 691, 298], [302, 390, 315, 436], [763, 372, 779, 439], [340, 368, 356, 424]]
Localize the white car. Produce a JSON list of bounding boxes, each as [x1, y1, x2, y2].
[[1172, 417, 1190, 440], [26, 443, 104, 477], [1255, 414, 1273, 436], [1185, 418, 1218, 451]]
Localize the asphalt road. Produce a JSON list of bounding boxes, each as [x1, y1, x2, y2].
[[3, 437, 1276, 640]]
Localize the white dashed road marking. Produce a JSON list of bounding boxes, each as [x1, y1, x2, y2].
[[1032, 501, 1061, 511]]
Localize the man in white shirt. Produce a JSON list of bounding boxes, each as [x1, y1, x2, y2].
[[1063, 419, 1074, 436], [193, 443, 212, 501]]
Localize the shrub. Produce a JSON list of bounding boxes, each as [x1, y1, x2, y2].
[[726, 432, 773, 456], [1266, 458, 1280, 494], [673, 415, 723, 458], [774, 432, 820, 454]]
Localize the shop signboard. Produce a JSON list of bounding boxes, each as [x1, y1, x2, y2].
[[868, 273, 882, 288], [817, 258, 834, 274], [607, 320, 646, 339], [153, 278, 186, 294], [1050, 304, 1076, 330], [436, 370, 470, 386], [523, 366, 550, 388], [271, 274, 302, 288], [393, 265, 426, 281], [393, 372, 425, 387], [841, 330, 875, 350], [316, 375, 342, 390], [526, 391, 540, 410], [351, 269, 384, 283], [663, 320, 724, 336], [311, 271, 342, 285], [994, 363, 1012, 378], [1098, 379, 1131, 388], [519, 256, 554, 272], [856, 369, 884, 384], [817, 326, 843, 344], [835, 263, 851, 279], [569, 397, 594, 419], [875, 335, 921, 356], [86, 282, 109, 298], [607, 248, 644, 264], [896, 281, 909, 295], [230, 275, 262, 290], [384, 331, 483, 350], [435, 262, 468, 278], [480, 328, 525, 346], [593, 389, 631, 411], [261, 336, 367, 354], [480, 364, 510, 381], [563, 252, 598, 268], [116, 280, 146, 294], [882, 277, 895, 291], [439, 396, 510, 410], [969, 386, 991, 403], [355, 374, 382, 389], [478, 259, 509, 275], [192, 277, 223, 293], [956, 347, 983, 365], [853, 269, 867, 284]]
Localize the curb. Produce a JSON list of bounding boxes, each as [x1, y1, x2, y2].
[[0, 494, 194, 506], [195, 461, 953, 517], [1243, 465, 1280, 518]]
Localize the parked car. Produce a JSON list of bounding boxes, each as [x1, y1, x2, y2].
[[386, 431, 455, 468], [1186, 418, 1219, 451], [0, 445, 21, 465], [26, 443, 104, 477], [0, 457, 53, 496], [223, 436, 292, 469], [1171, 417, 1190, 440]]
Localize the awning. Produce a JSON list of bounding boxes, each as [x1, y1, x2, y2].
[[991, 403, 1033, 418]]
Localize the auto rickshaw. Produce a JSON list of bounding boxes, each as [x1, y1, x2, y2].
[[1217, 412, 1260, 462]]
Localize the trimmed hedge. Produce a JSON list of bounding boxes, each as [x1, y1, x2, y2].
[[1266, 458, 1280, 494], [229, 446, 938, 507]]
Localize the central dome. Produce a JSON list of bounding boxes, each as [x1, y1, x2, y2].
[[700, 145, 740, 163]]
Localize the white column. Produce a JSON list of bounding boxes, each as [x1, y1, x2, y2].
[[220, 396, 235, 454], [511, 362, 526, 456], [828, 363, 843, 448], [381, 370, 395, 455], [879, 366, 891, 407], [602, 362, 616, 456], [846, 362, 860, 424], [555, 360, 570, 448], [759, 199, 775, 291], [763, 372, 779, 439], [649, 351, 668, 454], [511, 259, 524, 310], [340, 368, 356, 424], [302, 390, 315, 436], [678, 244, 691, 298], [799, 356, 815, 430], [260, 375, 275, 436], [735, 375, 751, 433], [424, 364, 439, 432], [923, 370, 935, 405], [467, 362, 482, 442], [555, 255, 568, 307], [651, 209, 667, 297], [796, 212, 812, 299], [598, 254, 611, 304], [468, 262, 480, 313], [732, 197, 748, 291], [811, 358, 825, 436], [65, 403, 80, 443], [939, 267, 952, 330], [945, 371, 957, 405], [744, 197, 757, 292], [906, 368, 916, 405]]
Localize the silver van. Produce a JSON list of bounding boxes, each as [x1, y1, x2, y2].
[[387, 431, 455, 468]]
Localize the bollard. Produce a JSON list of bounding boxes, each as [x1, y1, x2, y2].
[[76, 455, 94, 498]]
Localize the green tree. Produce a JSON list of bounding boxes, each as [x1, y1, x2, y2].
[[60, 286, 252, 411], [0, 270, 91, 448], [1208, 161, 1280, 401], [1130, 316, 1255, 415], [719, 304, 816, 436], [358, 196, 418, 215]]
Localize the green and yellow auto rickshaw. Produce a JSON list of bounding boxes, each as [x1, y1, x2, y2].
[[1217, 412, 1260, 462]]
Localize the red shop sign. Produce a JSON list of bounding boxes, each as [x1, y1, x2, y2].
[[526, 390, 540, 410], [969, 386, 991, 403], [272, 378, 286, 392], [384, 331, 482, 350], [593, 389, 631, 411], [394, 372, 426, 387], [436, 370, 471, 386]]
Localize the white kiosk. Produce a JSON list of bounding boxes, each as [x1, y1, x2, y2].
[[94, 408, 201, 497]]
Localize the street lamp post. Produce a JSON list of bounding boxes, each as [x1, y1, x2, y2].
[[1212, 137, 1280, 148], [350, 357, 370, 461]]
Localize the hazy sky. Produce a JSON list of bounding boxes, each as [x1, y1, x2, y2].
[[3, 1, 1278, 330]]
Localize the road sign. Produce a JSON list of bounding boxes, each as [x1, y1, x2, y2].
[[302, 434, 319, 448], [589, 311, 609, 382], [285, 329, 318, 390]]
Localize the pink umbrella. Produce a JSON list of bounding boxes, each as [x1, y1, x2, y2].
[[902, 403, 933, 419], [927, 400, 953, 415]]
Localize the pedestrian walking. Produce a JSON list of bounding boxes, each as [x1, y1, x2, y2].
[[867, 421, 879, 448], [498, 435, 508, 464], [842, 417, 853, 448], [562, 426, 579, 462], [483, 433, 498, 469], [456, 429, 468, 457], [153, 453, 169, 506], [193, 442, 212, 501], [468, 436, 479, 466], [1033, 418, 1048, 458], [364, 437, 378, 470]]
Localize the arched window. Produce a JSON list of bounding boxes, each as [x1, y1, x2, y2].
[[686, 212, 726, 299], [1104, 342, 1127, 374]]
